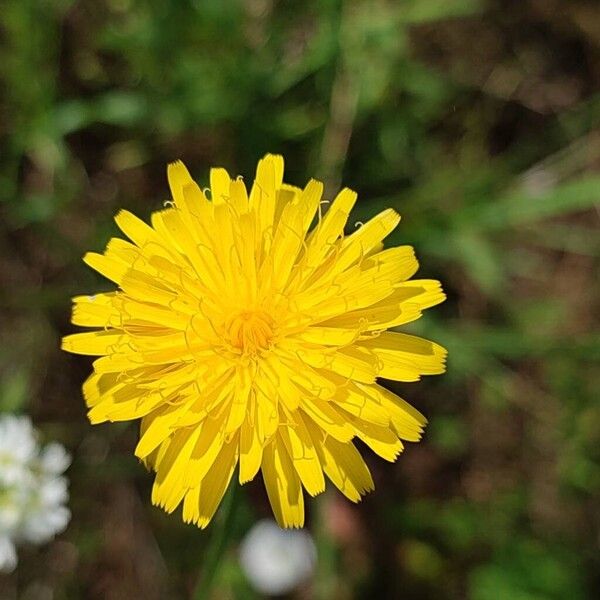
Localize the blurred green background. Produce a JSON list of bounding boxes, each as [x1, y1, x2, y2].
[[1, 0, 599, 598]]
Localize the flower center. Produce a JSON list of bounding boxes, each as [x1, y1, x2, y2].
[[226, 310, 276, 355]]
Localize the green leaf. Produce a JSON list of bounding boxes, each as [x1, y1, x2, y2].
[[92, 92, 149, 127], [460, 176, 600, 230]]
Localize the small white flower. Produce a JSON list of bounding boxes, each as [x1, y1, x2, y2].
[[239, 519, 317, 596], [0, 415, 71, 572]]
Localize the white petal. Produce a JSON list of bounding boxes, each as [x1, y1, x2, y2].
[[40, 443, 71, 475], [38, 477, 69, 506], [0, 536, 18, 572]]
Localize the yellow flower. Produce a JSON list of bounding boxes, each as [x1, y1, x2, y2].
[[62, 154, 446, 528]]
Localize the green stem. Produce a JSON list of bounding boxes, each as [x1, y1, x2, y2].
[[192, 484, 239, 600]]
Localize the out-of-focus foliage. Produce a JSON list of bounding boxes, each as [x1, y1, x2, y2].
[[0, 0, 598, 598]]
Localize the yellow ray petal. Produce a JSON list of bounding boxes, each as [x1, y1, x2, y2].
[[296, 346, 378, 384], [182, 412, 227, 487], [279, 409, 325, 496], [318, 301, 422, 332], [332, 208, 401, 274], [119, 268, 192, 312], [167, 161, 194, 204], [346, 418, 403, 462], [152, 209, 226, 294], [115, 209, 158, 249], [239, 404, 264, 484], [344, 208, 400, 249], [294, 263, 398, 321], [112, 296, 190, 330], [152, 427, 202, 512], [321, 440, 374, 501], [183, 434, 239, 528], [255, 385, 279, 442], [305, 419, 374, 502], [228, 177, 249, 213], [134, 403, 191, 458], [276, 352, 338, 399], [357, 383, 426, 441], [224, 368, 252, 435], [266, 201, 305, 292], [332, 382, 391, 427], [249, 154, 284, 246], [295, 326, 358, 346], [259, 355, 301, 412], [210, 167, 232, 205], [61, 330, 129, 356], [276, 183, 302, 221], [296, 179, 323, 234], [300, 397, 354, 443], [88, 385, 170, 424], [261, 436, 305, 528], [168, 161, 211, 218], [71, 293, 118, 328], [175, 366, 237, 427], [359, 332, 447, 381], [82, 371, 120, 407], [83, 252, 129, 284], [393, 279, 446, 310], [304, 187, 357, 268]]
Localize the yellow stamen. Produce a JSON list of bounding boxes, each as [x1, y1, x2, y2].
[[225, 310, 276, 356]]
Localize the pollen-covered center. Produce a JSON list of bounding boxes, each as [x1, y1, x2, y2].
[[225, 309, 276, 355]]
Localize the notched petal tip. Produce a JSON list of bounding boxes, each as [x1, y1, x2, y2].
[[261, 153, 285, 170], [87, 407, 108, 425], [167, 160, 194, 201], [167, 159, 189, 175]]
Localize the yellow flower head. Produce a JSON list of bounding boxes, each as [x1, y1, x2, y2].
[[62, 154, 446, 528]]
